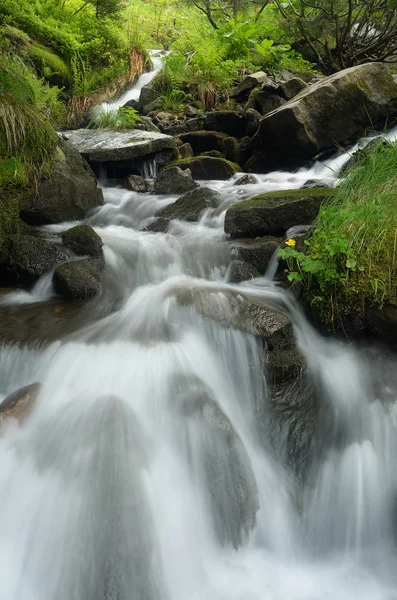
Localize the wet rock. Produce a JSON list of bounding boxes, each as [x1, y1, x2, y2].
[[279, 77, 308, 100], [4, 235, 65, 284], [160, 116, 206, 136], [365, 304, 397, 346], [61, 224, 103, 258], [178, 131, 240, 162], [265, 321, 305, 384], [234, 174, 259, 186], [61, 129, 176, 163], [170, 157, 240, 180], [178, 142, 194, 159], [121, 98, 139, 111], [340, 137, 390, 174], [20, 141, 104, 225], [154, 147, 179, 169], [0, 382, 40, 429], [249, 63, 397, 171], [154, 166, 198, 195], [134, 116, 160, 133], [138, 85, 159, 111], [142, 98, 163, 115], [126, 174, 151, 192], [231, 71, 268, 101], [301, 179, 331, 189], [245, 87, 285, 116], [53, 258, 102, 300], [227, 260, 260, 283], [142, 217, 169, 233], [224, 188, 334, 238], [231, 236, 280, 273], [159, 187, 221, 222], [201, 150, 225, 158]]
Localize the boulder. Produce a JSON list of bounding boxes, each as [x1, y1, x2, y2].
[[154, 166, 198, 195], [234, 174, 259, 185], [53, 258, 102, 300], [204, 111, 247, 138], [4, 235, 65, 284], [178, 143, 194, 159], [224, 188, 334, 237], [265, 322, 305, 384], [20, 141, 104, 225], [231, 71, 268, 100], [245, 87, 285, 116], [154, 147, 179, 169], [279, 77, 307, 100], [160, 117, 206, 136], [61, 129, 176, 163], [159, 187, 221, 222], [0, 382, 40, 429], [134, 116, 161, 133], [170, 157, 240, 180], [301, 179, 331, 189], [227, 260, 260, 283], [249, 63, 397, 171], [126, 174, 151, 192], [61, 224, 103, 258], [138, 85, 159, 111], [122, 98, 139, 111], [245, 108, 261, 137], [231, 236, 280, 273], [177, 131, 240, 161], [142, 217, 170, 233]]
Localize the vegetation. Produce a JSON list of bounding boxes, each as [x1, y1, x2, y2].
[[87, 106, 141, 129], [279, 141, 397, 324]]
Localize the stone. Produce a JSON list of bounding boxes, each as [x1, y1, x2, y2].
[[249, 63, 397, 172], [142, 98, 163, 115], [160, 116, 206, 136], [279, 77, 308, 100], [142, 217, 170, 233], [122, 98, 139, 111], [224, 188, 334, 238], [154, 166, 198, 195], [126, 174, 151, 192], [154, 147, 179, 169], [231, 236, 280, 273], [0, 382, 40, 430], [231, 71, 268, 100], [204, 111, 247, 138], [170, 157, 241, 180], [185, 105, 200, 117], [234, 174, 259, 185], [134, 116, 160, 133], [61, 224, 103, 258], [255, 90, 286, 116], [265, 322, 306, 384], [245, 108, 261, 137], [301, 179, 331, 189], [61, 129, 176, 163], [177, 130, 240, 162], [227, 260, 260, 283], [20, 141, 104, 225], [53, 258, 102, 300], [159, 187, 221, 222], [178, 143, 194, 159], [138, 85, 159, 111], [4, 235, 65, 284]]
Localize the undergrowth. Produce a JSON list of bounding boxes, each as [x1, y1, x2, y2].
[[279, 140, 397, 323], [87, 106, 141, 129]]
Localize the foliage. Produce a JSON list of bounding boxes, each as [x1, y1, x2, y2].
[[279, 140, 397, 322], [273, 0, 397, 73], [159, 89, 191, 112], [87, 106, 141, 129]]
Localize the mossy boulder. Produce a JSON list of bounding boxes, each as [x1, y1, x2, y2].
[[53, 258, 102, 300], [171, 157, 241, 180], [20, 141, 104, 225], [61, 224, 103, 258], [224, 188, 334, 237], [159, 187, 221, 222], [249, 63, 397, 172], [3, 235, 65, 284], [27, 43, 72, 89], [204, 111, 247, 138], [231, 236, 280, 273]]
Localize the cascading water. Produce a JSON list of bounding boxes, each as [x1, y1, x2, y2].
[[2, 126, 397, 599]]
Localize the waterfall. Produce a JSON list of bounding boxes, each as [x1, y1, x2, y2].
[[1, 126, 397, 599]]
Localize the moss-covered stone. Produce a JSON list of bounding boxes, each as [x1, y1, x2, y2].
[[231, 236, 280, 273], [4, 234, 65, 284], [159, 187, 221, 222], [171, 156, 241, 180], [61, 224, 103, 258], [53, 258, 102, 300], [225, 188, 334, 237]]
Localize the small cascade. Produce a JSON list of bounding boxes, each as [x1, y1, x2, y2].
[[141, 157, 157, 180]]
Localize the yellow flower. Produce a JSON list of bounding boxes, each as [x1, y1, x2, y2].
[[285, 239, 296, 247]]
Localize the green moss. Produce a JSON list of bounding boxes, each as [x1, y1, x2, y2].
[[0, 188, 20, 246], [241, 187, 334, 209], [0, 25, 30, 48], [27, 43, 72, 83]]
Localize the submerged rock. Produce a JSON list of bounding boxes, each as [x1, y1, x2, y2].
[[126, 174, 151, 192], [20, 141, 104, 225], [224, 188, 334, 237], [227, 260, 260, 283], [159, 187, 221, 222], [248, 63, 397, 171], [0, 382, 40, 430], [53, 258, 102, 300], [170, 156, 240, 180], [154, 166, 198, 195], [61, 225, 103, 258]]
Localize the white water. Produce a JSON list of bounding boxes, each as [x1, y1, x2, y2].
[[2, 128, 397, 598]]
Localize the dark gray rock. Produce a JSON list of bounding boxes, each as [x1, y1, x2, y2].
[[234, 174, 259, 186], [5, 235, 65, 284], [154, 166, 198, 195], [231, 71, 268, 100], [126, 174, 151, 192], [301, 179, 331, 189], [61, 224, 103, 258], [142, 217, 170, 233], [231, 236, 280, 273], [177, 130, 240, 162], [245, 108, 261, 137], [279, 77, 308, 100], [227, 260, 260, 283], [138, 86, 159, 112], [159, 187, 221, 222], [122, 98, 139, 111], [53, 258, 102, 300], [169, 157, 240, 180], [178, 143, 194, 159], [265, 322, 305, 384], [204, 111, 246, 138]]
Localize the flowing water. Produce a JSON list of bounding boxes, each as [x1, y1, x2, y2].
[[1, 100, 397, 597]]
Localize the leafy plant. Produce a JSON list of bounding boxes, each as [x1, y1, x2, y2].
[[159, 88, 190, 112], [87, 106, 140, 129]]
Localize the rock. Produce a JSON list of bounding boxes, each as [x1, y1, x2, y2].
[[340, 137, 391, 174], [126, 174, 151, 192], [227, 260, 260, 283], [177, 131, 240, 162], [301, 179, 331, 189], [249, 63, 397, 172], [154, 166, 198, 195], [61, 129, 176, 163], [170, 157, 241, 180], [138, 85, 159, 111], [245, 108, 261, 137], [204, 111, 247, 138], [20, 141, 104, 225], [231, 71, 268, 100], [365, 304, 397, 346], [154, 147, 179, 169], [279, 77, 307, 100], [159, 187, 221, 222], [122, 98, 139, 111], [142, 98, 163, 115], [61, 224, 103, 258], [142, 217, 170, 233], [231, 236, 280, 273], [224, 188, 334, 238], [53, 258, 102, 300], [185, 105, 200, 117], [234, 174, 259, 185], [134, 116, 160, 133], [4, 235, 65, 284], [201, 150, 225, 158], [265, 322, 305, 384], [178, 143, 194, 159], [0, 383, 40, 429], [161, 116, 206, 136], [254, 90, 286, 116]]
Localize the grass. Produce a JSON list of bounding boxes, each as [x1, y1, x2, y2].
[[87, 106, 141, 129]]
